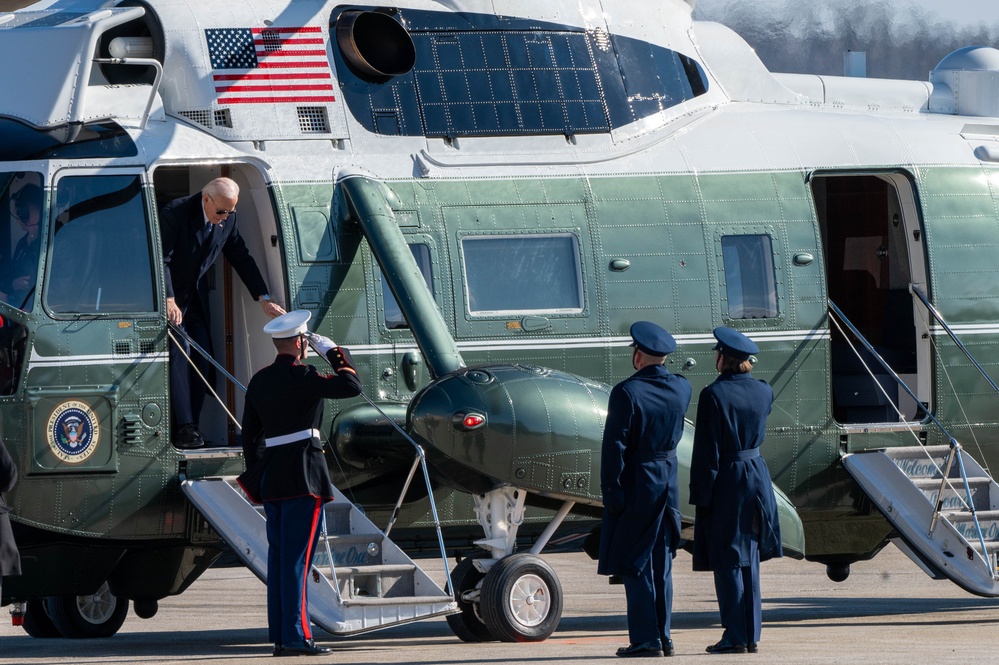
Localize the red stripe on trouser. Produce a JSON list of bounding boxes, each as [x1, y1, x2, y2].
[[300, 497, 323, 640]]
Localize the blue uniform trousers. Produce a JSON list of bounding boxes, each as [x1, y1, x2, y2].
[[621, 519, 672, 647], [264, 495, 323, 646], [713, 549, 761, 646]]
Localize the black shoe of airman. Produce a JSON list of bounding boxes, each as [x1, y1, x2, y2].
[[706, 639, 747, 654], [278, 640, 332, 656], [173, 423, 204, 449], [617, 641, 664, 657], [661, 637, 675, 656], [748, 643, 758, 654]]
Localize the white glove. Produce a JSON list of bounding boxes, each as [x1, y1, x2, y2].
[[309, 333, 336, 356]]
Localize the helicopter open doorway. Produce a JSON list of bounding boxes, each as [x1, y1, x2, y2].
[[811, 172, 930, 426]]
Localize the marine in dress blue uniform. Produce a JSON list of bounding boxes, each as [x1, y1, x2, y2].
[[161, 177, 285, 448], [238, 311, 361, 657], [599, 321, 692, 658], [689, 327, 782, 655]]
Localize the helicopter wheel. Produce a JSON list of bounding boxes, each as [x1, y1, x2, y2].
[[44, 581, 129, 638], [21, 598, 63, 638], [479, 553, 563, 642], [445, 557, 495, 642]]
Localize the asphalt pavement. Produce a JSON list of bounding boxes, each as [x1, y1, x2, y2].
[[2, 545, 998, 664]]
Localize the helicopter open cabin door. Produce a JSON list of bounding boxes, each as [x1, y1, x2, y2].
[[811, 172, 930, 426]]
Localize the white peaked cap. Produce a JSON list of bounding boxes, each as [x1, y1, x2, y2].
[[263, 310, 312, 339]]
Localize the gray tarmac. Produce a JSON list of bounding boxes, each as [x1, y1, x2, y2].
[[2, 545, 998, 664]]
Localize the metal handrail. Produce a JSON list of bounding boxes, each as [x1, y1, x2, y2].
[[828, 300, 992, 573], [169, 320, 454, 594], [308, 340, 454, 597], [910, 285, 999, 396]]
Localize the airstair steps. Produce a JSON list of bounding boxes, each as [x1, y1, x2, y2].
[[181, 476, 457, 635], [842, 445, 999, 596]]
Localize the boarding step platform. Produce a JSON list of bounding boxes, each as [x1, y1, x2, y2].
[[181, 477, 457, 634], [842, 445, 999, 596]]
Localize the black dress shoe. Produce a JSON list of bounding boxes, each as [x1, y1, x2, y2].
[[662, 637, 675, 657], [173, 423, 204, 449], [272, 644, 284, 657], [706, 640, 747, 654], [748, 643, 758, 654], [617, 641, 664, 658], [279, 640, 332, 656]]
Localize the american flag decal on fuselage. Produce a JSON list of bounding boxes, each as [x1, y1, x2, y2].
[[205, 26, 336, 105]]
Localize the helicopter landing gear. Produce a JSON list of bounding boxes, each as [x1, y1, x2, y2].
[[443, 487, 573, 643], [43, 581, 129, 638]]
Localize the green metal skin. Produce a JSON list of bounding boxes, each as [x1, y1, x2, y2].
[[4, 159, 997, 606]]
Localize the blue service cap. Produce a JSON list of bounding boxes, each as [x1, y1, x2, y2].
[[263, 310, 311, 339], [630, 321, 677, 356], [712, 326, 759, 361]]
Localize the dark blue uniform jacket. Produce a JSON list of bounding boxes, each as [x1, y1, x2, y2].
[[160, 194, 268, 320], [239, 351, 361, 503], [689, 372, 782, 571], [598, 364, 691, 577]]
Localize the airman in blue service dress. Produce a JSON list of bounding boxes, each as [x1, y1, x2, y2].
[[238, 310, 361, 657], [599, 321, 692, 658], [690, 327, 782, 655]]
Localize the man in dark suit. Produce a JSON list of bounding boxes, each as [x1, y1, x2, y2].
[[161, 177, 285, 448], [599, 321, 692, 658], [238, 310, 361, 657], [0, 435, 20, 600]]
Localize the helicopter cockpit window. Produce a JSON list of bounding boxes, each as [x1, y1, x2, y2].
[[0, 172, 45, 313], [46, 174, 155, 314], [461, 234, 583, 315], [381, 243, 434, 330], [721, 234, 779, 319]]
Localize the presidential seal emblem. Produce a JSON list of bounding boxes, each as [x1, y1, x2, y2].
[[47, 400, 100, 464]]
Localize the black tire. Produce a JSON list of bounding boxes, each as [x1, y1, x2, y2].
[[445, 557, 495, 643], [21, 598, 63, 638], [44, 582, 129, 638], [479, 553, 563, 642]]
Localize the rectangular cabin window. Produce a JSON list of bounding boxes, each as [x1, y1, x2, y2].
[[47, 175, 155, 314], [721, 234, 779, 319], [381, 243, 434, 330], [462, 234, 583, 315]]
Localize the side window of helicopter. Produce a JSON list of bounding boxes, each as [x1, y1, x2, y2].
[[0, 172, 45, 313], [461, 234, 583, 315], [382, 243, 434, 330], [720, 234, 779, 319], [46, 174, 155, 314]]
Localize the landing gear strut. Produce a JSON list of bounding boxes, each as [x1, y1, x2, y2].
[[445, 487, 573, 643]]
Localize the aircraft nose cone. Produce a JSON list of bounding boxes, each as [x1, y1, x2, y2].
[[408, 364, 610, 505]]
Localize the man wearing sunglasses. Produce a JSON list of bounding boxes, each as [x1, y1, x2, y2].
[[160, 177, 285, 449], [0, 183, 43, 311]]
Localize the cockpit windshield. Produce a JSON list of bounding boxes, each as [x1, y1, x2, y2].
[[0, 171, 44, 312]]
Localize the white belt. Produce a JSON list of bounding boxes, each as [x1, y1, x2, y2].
[[264, 428, 322, 447]]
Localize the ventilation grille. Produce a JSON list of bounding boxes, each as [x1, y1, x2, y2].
[[139, 340, 156, 355], [177, 109, 212, 127], [298, 106, 330, 133], [113, 341, 132, 356], [177, 108, 233, 129], [119, 413, 142, 446], [214, 108, 233, 128]]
